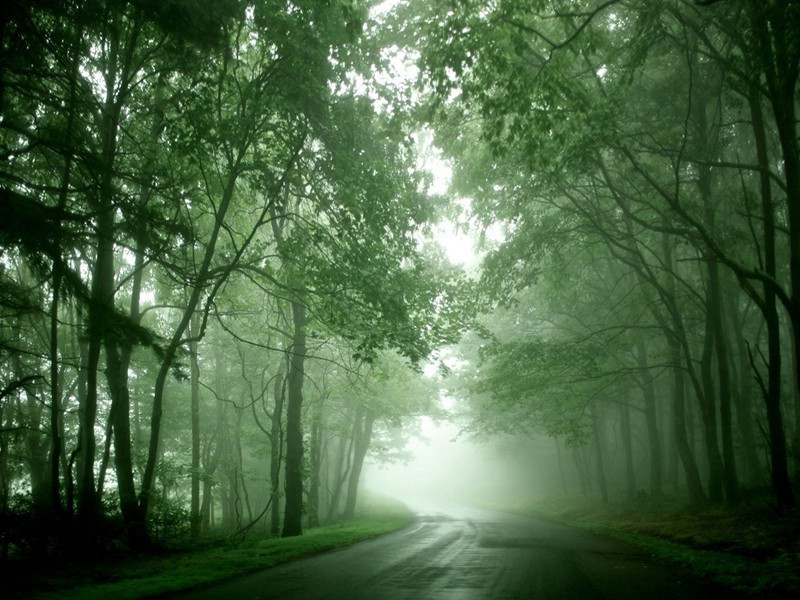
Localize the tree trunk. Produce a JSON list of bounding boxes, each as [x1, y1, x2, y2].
[[46, 17, 85, 520], [554, 437, 569, 496], [307, 394, 326, 529], [78, 10, 132, 546], [190, 312, 201, 538], [726, 282, 762, 485], [709, 278, 739, 503], [106, 68, 166, 548], [78, 272, 107, 533], [620, 399, 636, 501], [23, 397, 50, 514], [794, 336, 800, 483], [0, 406, 9, 520], [590, 404, 609, 504], [609, 186, 709, 504], [747, 81, 795, 506], [668, 336, 707, 505], [698, 299, 726, 503], [327, 427, 355, 521], [636, 340, 663, 498], [665, 375, 680, 492], [282, 301, 307, 537], [139, 162, 242, 520], [270, 358, 286, 536], [749, 4, 800, 463], [571, 446, 589, 497], [708, 261, 739, 502], [689, 39, 739, 504], [200, 441, 222, 533], [68, 295, 88, 517], [696, 183, 738, 501], [343, 405, 375, 520], [105, 341, 149, 548], [655, 232, 705, 505]]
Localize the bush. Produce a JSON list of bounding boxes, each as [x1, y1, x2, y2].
[[147, 495, 191, 543]]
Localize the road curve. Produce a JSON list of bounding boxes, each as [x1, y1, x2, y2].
[[161, 504, 736, 600]]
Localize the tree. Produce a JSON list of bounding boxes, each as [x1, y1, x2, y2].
[[409, 0, 796, 507]]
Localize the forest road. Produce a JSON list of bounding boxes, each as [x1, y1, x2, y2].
[[161, 504, 738, 600]]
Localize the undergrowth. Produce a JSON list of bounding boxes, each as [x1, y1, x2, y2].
[[521, 494, 800, 599], [5, 496, 412, 600]]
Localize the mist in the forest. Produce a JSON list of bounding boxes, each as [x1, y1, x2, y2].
[[365, 415, 556, 511], [4, 0, 800, 597]]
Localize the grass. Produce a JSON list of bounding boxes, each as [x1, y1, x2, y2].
[[511, 494, 800, 599], [9, 496, 413, 600]]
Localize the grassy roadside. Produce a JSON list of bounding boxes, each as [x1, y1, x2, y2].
[[10, 497, 412, 600], [514, 495, 800, 599]]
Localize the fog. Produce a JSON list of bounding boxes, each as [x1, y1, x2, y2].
[[364, 412, 560, 512]]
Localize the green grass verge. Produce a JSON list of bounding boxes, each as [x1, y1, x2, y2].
[[514, 495, 800, 599], [24, 499, 412, 600]]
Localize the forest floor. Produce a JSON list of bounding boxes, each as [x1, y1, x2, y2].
[[513, 492, 800, 599], [4, 496, 413, 600]]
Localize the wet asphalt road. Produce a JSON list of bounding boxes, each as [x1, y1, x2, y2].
[[163, 504, 733, 600]]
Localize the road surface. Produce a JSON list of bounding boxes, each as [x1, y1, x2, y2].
[[162, 504, 736, 599]]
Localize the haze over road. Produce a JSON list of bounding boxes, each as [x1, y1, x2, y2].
[[164, 504, 733, 600]]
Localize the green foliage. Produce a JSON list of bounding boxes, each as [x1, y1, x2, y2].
[[0, 0, 463, 555], [22, 502, 412, 600], [147, 495, 191, 544], [524, 496, 800, 598]]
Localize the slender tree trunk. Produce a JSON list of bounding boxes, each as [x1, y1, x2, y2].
[[201, 478, 213, 531], [726, 283, 761, 485], [0, 401, 9, 516], [47, 17, 85, 520], [707, 262, 739, 502], [234, 410, 247, 528], [307, 394, 325, 529], [590, 404, 609, 504], [282, 301, 307, 537], [636, 340, 663, 498], [748, 82, 795, 506], [669, 337, 707, 505], [692, 103, 725, 504], [794, 337, 800, 482], [105, 342, 149, 548], [48, 252, 64, 518], [343, 406, 375, 520], [106, 68, 165, 548], [79, 262, 105, 534], [201, 430, 222, 533], [620, 399, 636, 501], [104, 241, 151, 547], [78, 10, 137, 546], [95, 395, 115, 502], [554, 437, 568, 496], [69, 295, 88, 517], [571, 446, 589, 497], [749, 5, 800, 461], [190, 312, 201, 538], [697, 191, 739, 501], [7, 304, 49, 518], [23, 394, 49, 514], [139, 162, 242, 520], [270, 358, 285, 536], [327, 427, 355, 521], [610, 188, 708, 503], [699, 305, 725, 503], [656, 232, 705, 505], [49, 164, 69, 521], [689, 41, 739, 503], [665, 376, 680, 492]]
